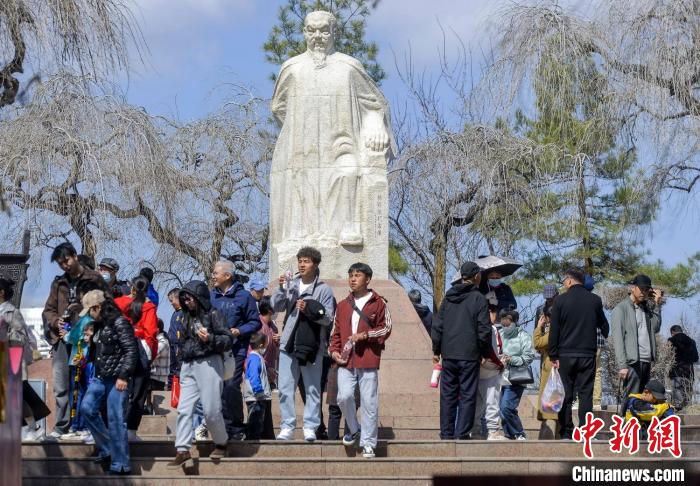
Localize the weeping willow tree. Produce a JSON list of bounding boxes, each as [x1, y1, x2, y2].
[[0, 74, 273, 284], [0, 0, 142, 108]]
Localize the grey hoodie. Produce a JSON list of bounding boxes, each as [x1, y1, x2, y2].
[[270, 274, 335, 350]]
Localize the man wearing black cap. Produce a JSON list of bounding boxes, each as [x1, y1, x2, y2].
[[98, 258, 130, 298], [431, 261, 497, 440], [611, 274, 663, 402], [549, 268, 609, 440]]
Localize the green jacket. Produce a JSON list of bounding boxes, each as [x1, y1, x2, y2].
[[500, 325, 535, 368], [611, 297, 661, 368]]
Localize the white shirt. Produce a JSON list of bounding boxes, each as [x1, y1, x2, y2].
[[351, 293, 373, 334], [298, 281, 312, 296]]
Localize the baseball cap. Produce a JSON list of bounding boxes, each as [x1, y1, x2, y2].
[[79, 290, 106, 316], [542, 284, 558, 299], [460, 262, 481, 279], [629, 274, 652, 290], [644, 379, 666, 400], [250, 279, 266, 291], [99, 258, 120, 271]]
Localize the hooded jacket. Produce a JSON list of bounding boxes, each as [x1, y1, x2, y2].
[[178, 280, 233, 362], [669, 332, 699, 378], [210, 282, 261, 358], [329, 290, 392, 370], [431, 283, 495, 361], [114, 295, 159, 360]]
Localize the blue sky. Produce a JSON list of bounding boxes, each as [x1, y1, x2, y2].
[[17, 0, 699, 330]]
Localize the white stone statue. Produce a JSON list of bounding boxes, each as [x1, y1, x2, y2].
[[269, 10, 396, 279]]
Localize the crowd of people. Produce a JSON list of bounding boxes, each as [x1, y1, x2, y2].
[[30, 243, 391, 474], [3, 240, 694, 474], [430, 263, 698, 442]]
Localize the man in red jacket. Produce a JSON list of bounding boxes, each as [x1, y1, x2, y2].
[[329, 263, 391, 459]]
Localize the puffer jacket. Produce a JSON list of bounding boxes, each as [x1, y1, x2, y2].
[[94, 316, 138, 381], [178, 280, 233, 362], [500, 324, 535, 381]]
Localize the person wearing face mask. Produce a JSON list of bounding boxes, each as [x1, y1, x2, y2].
[[98, 258, 130, 298], [499, 309, 534, 440], [480, 270, 517, 312]]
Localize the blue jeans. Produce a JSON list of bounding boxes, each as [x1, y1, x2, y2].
[[500, 384, 525, 439], [81, 377, 130, 473]]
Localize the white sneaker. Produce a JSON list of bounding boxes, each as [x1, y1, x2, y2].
[[487, 431, 507, 441], [127, 430, 142, 442], [194, 424, 208, 441], [303, 428, 316, 442], [362, 445, 375, 458], [43, 431, 62, 442], [515, 435, 527, 441], [60, 431, 82, 441], [23, 429, 43, 442], [76, 430, 91, 438], [276, 428, 295, 441], [83, 432, 95, 444]]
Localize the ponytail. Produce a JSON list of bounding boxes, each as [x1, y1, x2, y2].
[[129, 276, 149, 323]]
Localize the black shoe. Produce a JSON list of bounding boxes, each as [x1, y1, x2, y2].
[[108, 469, 130, 476], [228, 432, 245, 442]]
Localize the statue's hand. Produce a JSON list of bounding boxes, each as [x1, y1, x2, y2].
[[364, 129, 389, 152]]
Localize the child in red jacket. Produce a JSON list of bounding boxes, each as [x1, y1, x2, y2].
[[329, 263, 392, 458]]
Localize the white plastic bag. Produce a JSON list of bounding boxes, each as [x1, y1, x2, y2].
[[541, 367, 565, 413]]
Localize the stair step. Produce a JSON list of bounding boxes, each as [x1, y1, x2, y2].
[[22, 439, 700, 459], [23, 455, 699, 479]]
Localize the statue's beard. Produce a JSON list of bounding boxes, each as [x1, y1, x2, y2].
[[308, 43, 333, 67], [309, 49, 328, 67]]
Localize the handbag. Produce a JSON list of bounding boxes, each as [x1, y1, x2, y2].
[[508, 363, 534, 385], [222, 350, 236, 381]]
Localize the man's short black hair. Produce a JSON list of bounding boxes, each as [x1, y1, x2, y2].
[[167, 287, 181, 298], [348, 262, 373, 279], [408, 289, 421, 304], [564, 267, 585, 284], [249, 331, 267, 349], [51, 242, 77, 262], [670, 325, 683, 334], [296, 246, 322, 265]]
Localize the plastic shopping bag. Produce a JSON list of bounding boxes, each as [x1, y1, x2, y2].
[[541, 367, 565, 413], [171, 375, 180, 409]]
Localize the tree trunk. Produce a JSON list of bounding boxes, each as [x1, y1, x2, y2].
[[430, 230, 447, 312], [577, 163, 593, 275]]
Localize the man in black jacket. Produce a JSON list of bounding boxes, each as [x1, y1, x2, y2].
[[668, 325, 699, 410], [549, 268, 609, 440], [431, 261, 496, 440]]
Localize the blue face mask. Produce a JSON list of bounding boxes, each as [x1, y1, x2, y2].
[[101, 272, 111, 283], [488, 278, 503, 287]]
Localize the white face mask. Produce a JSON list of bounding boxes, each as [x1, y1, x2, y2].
[[258, 347, 267, 355]]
